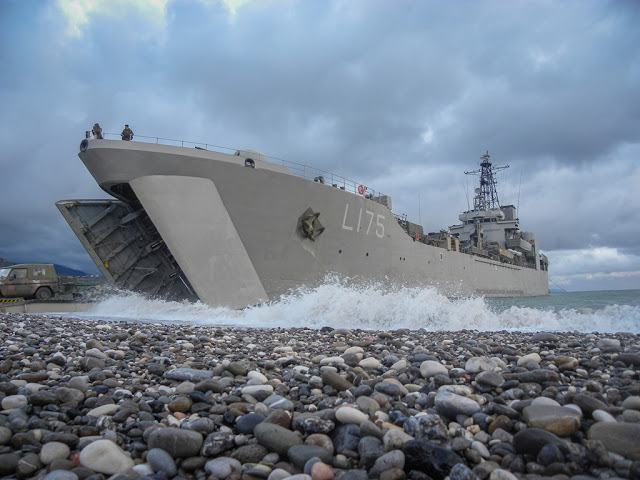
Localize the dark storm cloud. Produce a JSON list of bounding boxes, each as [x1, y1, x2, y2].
[[1, 0, 639, 291]]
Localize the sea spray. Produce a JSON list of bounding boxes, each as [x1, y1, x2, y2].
[[77, 280, 640, 333]]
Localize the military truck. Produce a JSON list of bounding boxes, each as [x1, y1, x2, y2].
[[0, 264, 101, 301]]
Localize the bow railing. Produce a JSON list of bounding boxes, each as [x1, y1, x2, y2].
[[94, 132, 390, 203]]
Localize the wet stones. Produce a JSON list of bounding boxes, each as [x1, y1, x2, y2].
[[254, 422, 303, 456], [513, 428, 565, 456], [321, 369, 353, 391], [1, 313, 639, 480], [588, 422, 640, 459], [146, 427, 204, 457], [145, 447, 177, 476], [403, 439, 463, 479], [435, 391, 481, 419], [523, 405, 582, 436]]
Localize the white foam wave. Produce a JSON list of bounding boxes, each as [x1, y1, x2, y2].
[[74, 281, 640, 333]]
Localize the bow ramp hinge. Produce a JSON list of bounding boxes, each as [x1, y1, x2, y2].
[[299, 207, 325, 240]]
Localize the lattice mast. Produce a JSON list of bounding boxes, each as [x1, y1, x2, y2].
[[465, 151, 509, 211]]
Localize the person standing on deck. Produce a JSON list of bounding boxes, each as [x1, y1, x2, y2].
[[92, 123, 103, 139], [121, 124, 134, 141]]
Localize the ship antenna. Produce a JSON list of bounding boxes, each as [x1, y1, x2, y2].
[[462, 177, 470, 211], [517, 168, 522, 215], [464, 150, 509, 211]]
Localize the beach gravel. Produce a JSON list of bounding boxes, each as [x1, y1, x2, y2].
[[0, 313, 639, 480]]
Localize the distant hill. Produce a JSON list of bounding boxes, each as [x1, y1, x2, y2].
[[54, 264, 94, 277], [0, 256, 95, 277]]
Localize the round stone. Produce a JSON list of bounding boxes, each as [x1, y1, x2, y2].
[[146, 448, 177, 476], [43, 471, 79, 480], [40, 442, 71, 465], [359, 357, 380, 369], [420, 360, 448, 378], [1, 394, 28, 410], [335, 406, 368, 425], [254, 422, 303, 456], [435, 391, 480, 418], [79, 439, 134, 474], [517, 353, 541, 366], [204, 457, 242, 478]]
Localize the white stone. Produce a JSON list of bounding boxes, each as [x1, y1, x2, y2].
[[383, 428, 414, 450], [274, 346, 293, 353], [490, 469, 519, 480], [268, 468, 294, 480], [1, 395, 28, 410], [593, 409, 617, 423], [517, 353, 541, 366], [465, 357, 500, 373], [79, 439, 134, 474], [40, 441, 71, 465], [241, 384, 274, 396], [320, 356, 345, 366], [335, 406, 368, 425], [68, 376, 89, 392], [344, 346, 364, 355], [420, 360, 448, 378], [471, 440, 490, 458], [248, 371, 268, 384], [25, 383, 45, 393], [86, 348, 107, 359], [175, 381, 195, 394], [531, 397, 560, 407], [132, 464, 154, 475], [87, 404, 118, 417], [204, 457, 242, 478], [564, 404, 583, 415], [390, 359, 407, 371], [438, 385, 473, 396], [359, 357, 380, 369]]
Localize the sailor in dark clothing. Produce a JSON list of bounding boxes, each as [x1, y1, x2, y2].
[[92, 123, 103, 139], [121, 124, 134, 141]]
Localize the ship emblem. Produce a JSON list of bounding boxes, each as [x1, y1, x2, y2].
[[299, 207, 325, 240]]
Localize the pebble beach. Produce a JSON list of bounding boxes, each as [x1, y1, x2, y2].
[[1, 312, 639, 480]]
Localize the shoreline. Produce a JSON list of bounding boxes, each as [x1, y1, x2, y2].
[[1, 312, 639, 480]]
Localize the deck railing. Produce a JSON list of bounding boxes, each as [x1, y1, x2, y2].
[[96, 132, 389, 203]]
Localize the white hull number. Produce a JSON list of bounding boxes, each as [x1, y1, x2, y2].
[[342, 203, 385, 238]]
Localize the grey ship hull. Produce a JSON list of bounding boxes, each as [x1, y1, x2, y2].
[[61, 139, 548, 308]]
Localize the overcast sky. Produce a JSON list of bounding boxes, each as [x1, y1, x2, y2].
[[1, 0, 639, 292]]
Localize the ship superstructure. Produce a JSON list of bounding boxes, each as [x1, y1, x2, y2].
[[57, 132, 549, 308], [449, 152, 548, 271]]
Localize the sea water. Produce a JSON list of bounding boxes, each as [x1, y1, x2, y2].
[[72, 280, 640, 334]]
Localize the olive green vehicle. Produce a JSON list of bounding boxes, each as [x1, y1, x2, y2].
[[0, 264, 101, 301]]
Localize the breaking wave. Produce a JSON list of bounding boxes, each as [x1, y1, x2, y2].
[[74, 280, 640, 333]]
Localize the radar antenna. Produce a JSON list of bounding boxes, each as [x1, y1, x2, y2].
[[464, 151, 509, 211]]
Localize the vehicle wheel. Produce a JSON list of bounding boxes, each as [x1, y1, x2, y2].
[[35, 287, 53, 301]]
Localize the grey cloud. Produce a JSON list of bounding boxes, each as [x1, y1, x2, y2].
[[1, 1, 639, 290]]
